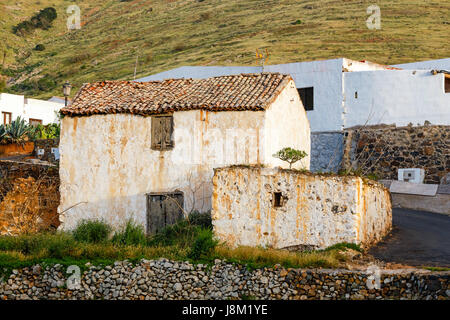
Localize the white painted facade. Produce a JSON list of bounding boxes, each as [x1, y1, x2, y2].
[[343, 70, 450, 128], [58, 80, 310, 230], [138, 57, 450, 132], [0, 93, 63, 125]]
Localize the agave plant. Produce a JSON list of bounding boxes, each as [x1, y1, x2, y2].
[[0, 124, 7, 144], [5, 116, 31, 146]]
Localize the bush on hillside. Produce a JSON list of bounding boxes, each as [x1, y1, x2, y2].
[[13, 7, 57, 36]]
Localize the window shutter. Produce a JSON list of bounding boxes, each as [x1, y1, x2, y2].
[[151, 116, 173, 150], [163, 116, 174, 148], [151, 117, 162, 149]]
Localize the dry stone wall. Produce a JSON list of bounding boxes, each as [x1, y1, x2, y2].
[[342, 125, 449, 184], [0, 259, 448, 300], [33, 139, 59, 163]]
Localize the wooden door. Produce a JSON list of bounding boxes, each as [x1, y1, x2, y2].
[[147, 192, 184, 234]]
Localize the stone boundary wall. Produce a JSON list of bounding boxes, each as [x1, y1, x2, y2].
[[212, 166, 392, 250], [310, 132, 344, 173], [0, 160, 58, 181], [342, 125, 449, 184], [0, 259, 448, 300]]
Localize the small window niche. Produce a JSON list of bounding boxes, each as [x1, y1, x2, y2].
[[273, 192, 283, 208], [445, 76, 450, 93]]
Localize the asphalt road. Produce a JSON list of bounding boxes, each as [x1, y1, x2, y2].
[[369, 208, 450, 268]]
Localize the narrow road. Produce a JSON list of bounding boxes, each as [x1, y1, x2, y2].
[[369, 208, 450, 268]]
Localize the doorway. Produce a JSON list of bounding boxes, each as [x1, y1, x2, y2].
[[146, 192, 184, 234]]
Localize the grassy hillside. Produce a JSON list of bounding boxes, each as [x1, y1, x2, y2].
[[0, 0, 449, 99]]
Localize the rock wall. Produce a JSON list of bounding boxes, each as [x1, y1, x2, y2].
[[0, 161, 60, 235], [33, 139, 59, 163], [0, 160, 58, 181], [310, 132, 344, 172], [0, 259, 448, 300], [342, 125, 449, 184], [212, 166, 392, 250]]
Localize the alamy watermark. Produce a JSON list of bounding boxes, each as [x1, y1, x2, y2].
[[365, 264, 381, 289], [366, 5, 381, 30], [66, 265, 81, 290], [67, 5, 81, 30]]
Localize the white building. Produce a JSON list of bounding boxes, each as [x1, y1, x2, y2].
[[58, 73, 310, 231], [392, 58, 450, 71], [137, 58, 450, 172], [137, 57, 450, 132], [0, 93, 63, 125]]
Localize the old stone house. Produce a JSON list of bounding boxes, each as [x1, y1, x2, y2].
[[58, 73, 310, 232]]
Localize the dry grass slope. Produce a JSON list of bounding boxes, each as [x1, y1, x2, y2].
[[0, 0, 449, 98]]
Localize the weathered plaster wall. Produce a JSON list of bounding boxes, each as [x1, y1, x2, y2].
[[212, 166, 391, 249], [263, 79, 310, 170], [59, 111, 262, 230], [58, 92, 310, 231], [310, 132, 344, 172]]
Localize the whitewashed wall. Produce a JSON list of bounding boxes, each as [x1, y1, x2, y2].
[[58, 86, 310, 230], [212, 167, 392, 249], [263, 80, 310, 169], [343, 70, 450, 128], [0, 93, 62, 125], [24, 98, 62, 124], [265, 59, 345, 132], [0, 93, 24, 124]]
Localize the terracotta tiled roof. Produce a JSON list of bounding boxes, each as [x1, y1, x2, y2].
[[60, 73, 292, 117]]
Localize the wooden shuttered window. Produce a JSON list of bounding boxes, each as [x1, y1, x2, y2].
[[151, 115, 174, 150]]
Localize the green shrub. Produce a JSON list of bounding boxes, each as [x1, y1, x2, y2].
[[188, 211, 212, 229], [13, 7, 57, 36], [112, 220, 147, 246], [147, 220, 200, 247], [46, 234, 77, 258], [34, 44, 45, 51], [0, 78, 6, 92], [29, 123, 60, 141], [72, 220, 112, 243], [188, 228, 218, 261], [273, 147, 308, 169], [0, 233, 76, 256]]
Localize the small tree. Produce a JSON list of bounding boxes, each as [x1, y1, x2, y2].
[[273, 147, 308, 169]]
